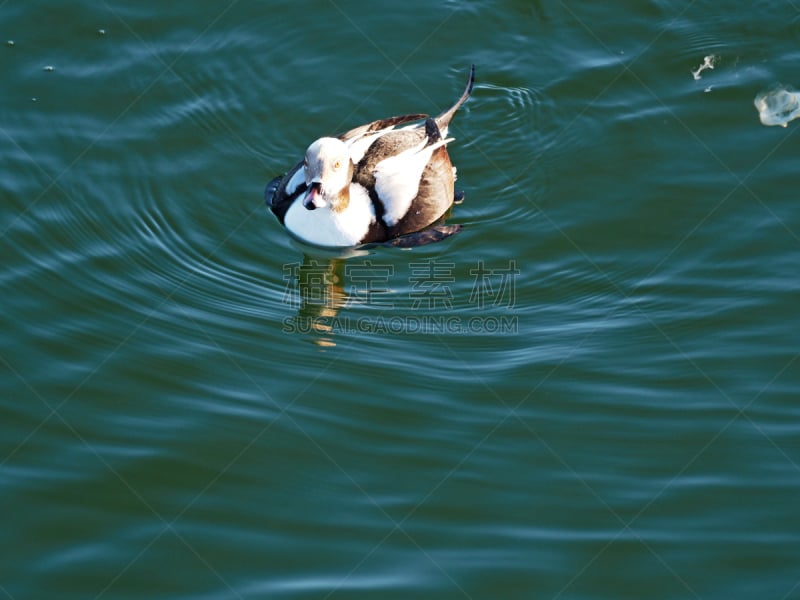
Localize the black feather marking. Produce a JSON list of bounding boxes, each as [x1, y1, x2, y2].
[[424, 118, 442, 144]]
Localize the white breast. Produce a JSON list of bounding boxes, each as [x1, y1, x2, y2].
[[284, 184, 375, 247]]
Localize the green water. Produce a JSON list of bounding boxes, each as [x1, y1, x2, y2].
[[2, 1, 799, 598]]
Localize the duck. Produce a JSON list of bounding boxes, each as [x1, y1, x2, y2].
[[265, 65, 474, 248]]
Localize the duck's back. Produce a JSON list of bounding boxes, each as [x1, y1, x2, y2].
[[353, 130, 422, 180], [402, 144, 454, 233], [353, 127, 454, 237]]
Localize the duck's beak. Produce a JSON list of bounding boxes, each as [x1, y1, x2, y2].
[[303, 182, 326, 210]]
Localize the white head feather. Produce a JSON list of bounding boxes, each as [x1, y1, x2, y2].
[[303, 137, 352, 211]]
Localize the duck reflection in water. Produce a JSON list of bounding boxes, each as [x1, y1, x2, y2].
[[283, 256, 348, 347]]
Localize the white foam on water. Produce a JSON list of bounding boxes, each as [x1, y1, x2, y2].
[[754, 85, 800, 127], [692, 55, 716, 80]]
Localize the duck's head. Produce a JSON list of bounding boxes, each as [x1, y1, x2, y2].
[[302, 137, 353, 212]]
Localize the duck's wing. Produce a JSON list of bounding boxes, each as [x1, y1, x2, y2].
[[337, 113, 428, 142], [265, 159, 305, 224], [339, 113, 429, 164], [373, 119, 453, 227]]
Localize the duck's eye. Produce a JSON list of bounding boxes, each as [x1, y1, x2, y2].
[[333, 160, 341, 170]]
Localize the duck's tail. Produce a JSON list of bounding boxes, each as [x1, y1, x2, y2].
[[434, 64, 475, 136]]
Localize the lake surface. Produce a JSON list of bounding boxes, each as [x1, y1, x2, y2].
[[2, 1, 799, 598]]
